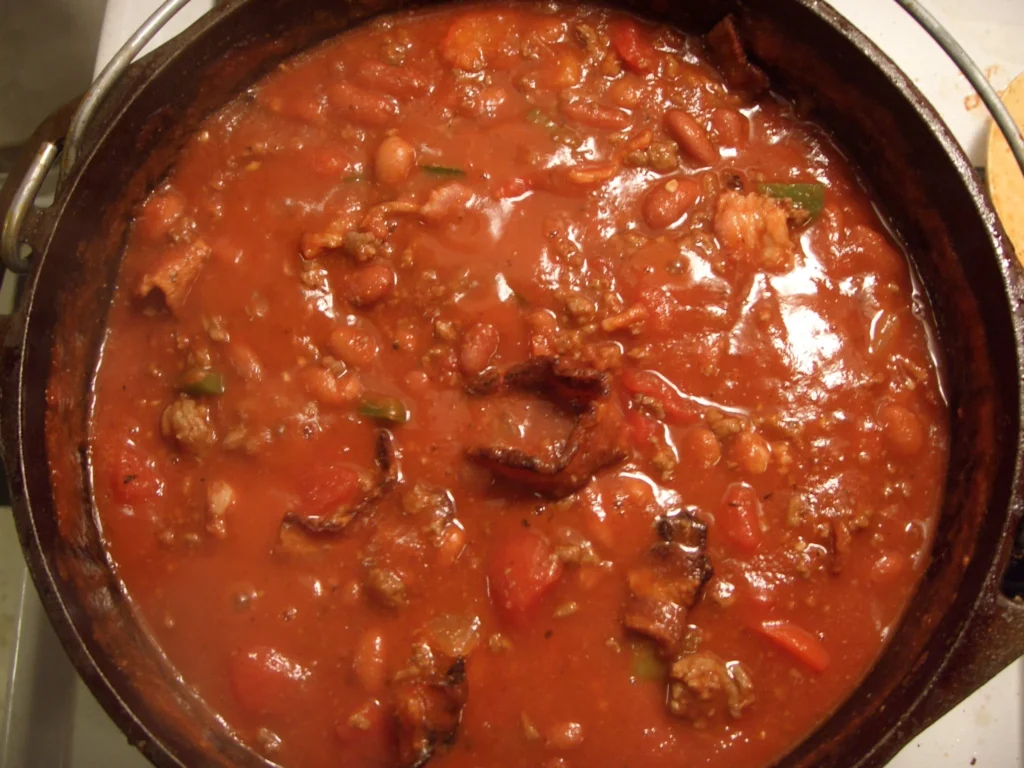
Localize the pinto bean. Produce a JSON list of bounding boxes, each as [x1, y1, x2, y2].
[[607, 75, 645, 109], [328, 81, 400, 127], [375, 136, 416, 186], [353, 629, 387, 693], [642, 177, 700, 229], [680, 427, 721, 468], [549, 52, 583, 88], [665, 109, 719, 167], [879, 403, 924, 457], [460, 323, 500, 375], [546, 721, 584, 750], [346, 264, 396, 307], [302, 366, 363, 405], [731, 431, 770, 474], [330, 325, 379, 368]]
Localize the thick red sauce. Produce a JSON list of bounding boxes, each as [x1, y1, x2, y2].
[[90, 5, 949, 767]]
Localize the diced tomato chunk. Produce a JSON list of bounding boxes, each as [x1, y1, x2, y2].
[[229, 646, 311, 716], [489, 528, 563, 623], [108, 445, 164, 506], [718, 483, 763, 555], [620, 368, 700, 425], [608, 19, 659, 74], [756, 621, 831, 673], [302, 465, 361, 516]]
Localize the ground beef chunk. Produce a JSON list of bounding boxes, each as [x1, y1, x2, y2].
[[552, 526, 599, 566], [160, 396, 216, 452], [714, 190, 796, 271], [363, 565, 408, 609], [394, 656, 468, 768], [401, 484, 456, 543], [205, 480, 235, 538], [623, 512, 712, 650], [668, 651, 755, 723]]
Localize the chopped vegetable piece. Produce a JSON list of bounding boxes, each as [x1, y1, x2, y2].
[[608, 19, 659, 74], [420, 164, 466, 177], [758, 182, 826, 218], [629, 641, 666, 682], [756, 620, 831, 672], [178, 369, 225, 396], [358, 393, 409, 423], [620, 368, 700, 425]]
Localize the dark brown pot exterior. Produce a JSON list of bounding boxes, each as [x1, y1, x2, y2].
[[1, 1, 1022, 766]]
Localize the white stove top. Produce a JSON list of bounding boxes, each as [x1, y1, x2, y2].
[[1, 1, 1021, 766]]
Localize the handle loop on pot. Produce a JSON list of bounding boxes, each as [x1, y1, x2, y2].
[[1, 141, 59, 273], [0, 0, 195, 275], [895, 0, 1024, 177]]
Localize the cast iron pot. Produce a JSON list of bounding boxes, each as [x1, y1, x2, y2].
[[1, 0, 1023, 765]]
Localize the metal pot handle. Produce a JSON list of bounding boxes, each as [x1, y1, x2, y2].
[[893, 1, 1024, 176], [0, 0, 194, 274]]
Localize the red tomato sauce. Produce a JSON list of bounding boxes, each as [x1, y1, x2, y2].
[[89, 4, 949, 767]]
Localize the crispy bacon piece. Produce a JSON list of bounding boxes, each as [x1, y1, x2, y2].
[[394, 657, 469, 768], [466, 358, 627, 498], [623, 512, 713, 650], [470, 400, 627, 498], [705, 16, 769, 98], [278, 430, 400, 546]]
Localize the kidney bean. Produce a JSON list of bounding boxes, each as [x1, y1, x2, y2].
[[665, 109, 719, 166], [711, 107, 750, 148], [642, 177, 700, 229], [356, 60, 432, 98], [560, 98, 631, 131], [346, 264, 396, 307]]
